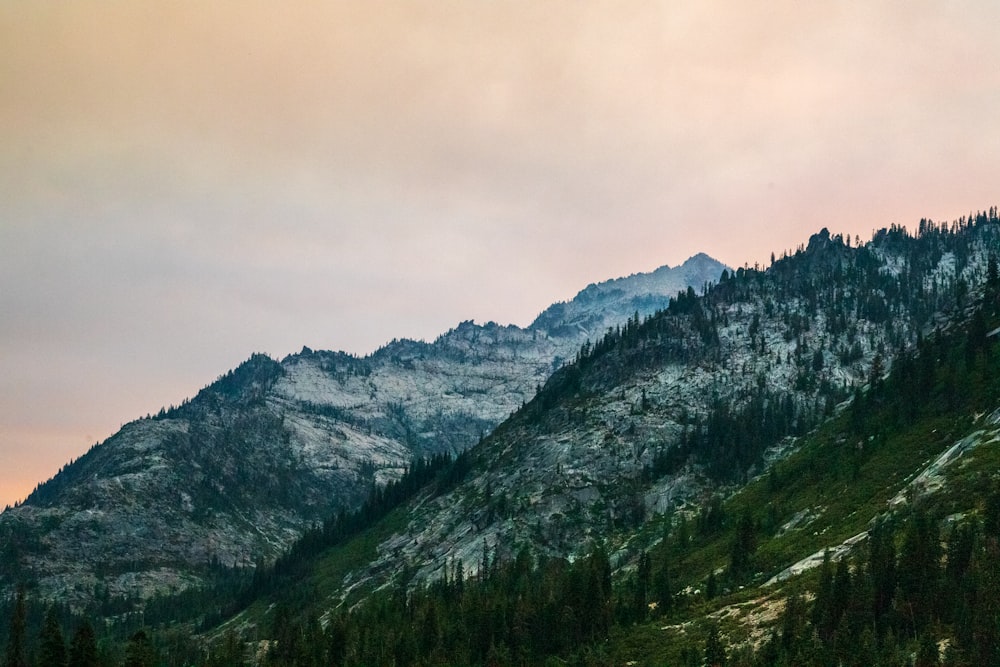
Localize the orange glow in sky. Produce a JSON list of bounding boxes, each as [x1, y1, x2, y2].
[[2, 1, 999, 508]]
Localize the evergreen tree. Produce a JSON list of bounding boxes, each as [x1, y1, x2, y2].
[[963, 539, 1000, 666], [831, 557, 852, 631], [869, 353, 885, 394], [36, 606, 66, 667], [729, 510, 756, 579], [705, 570, 718, 600], [779, 593, 809, 662], [966, 310, 988, 367], [207, 629, 243, 667], [811, 347, 825, 372], [653, 558, 673, 612], [811, 550, 833, 639], [868, 520, 896, 628], [897, 509, 940, 634], [267, 603, 302, 667], [123, 630, 155, 667], [632, 551, 651, 621], [983, 487, 1000, 540], [704, 622, 726, 667], [915, 631, 939, 667], [3, 588, 27, 667], [67, 622, 98, 667]]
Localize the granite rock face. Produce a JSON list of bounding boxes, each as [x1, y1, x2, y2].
[[317, 224, 1000, 604], [0, 255, 727, 603]]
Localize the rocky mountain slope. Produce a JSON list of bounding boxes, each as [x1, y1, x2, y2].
[[235, 256, 1000, 666], [0, 255, 727, 602], [5, 213, 1000, 666], [296, 217, 1000, 606], [530, 251, 723, 337]]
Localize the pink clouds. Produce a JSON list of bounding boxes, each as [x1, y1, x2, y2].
[[1, 1, 1000, 508]]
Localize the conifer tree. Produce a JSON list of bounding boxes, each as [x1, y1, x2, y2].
[[653, 558, 673, 612], [704, 622, 726, 667], [811, 550, 833, 637], [898, 509, 940, 634], [729, 510, 756, 578], [705, 570, 717, 600], [915, 632, 939, 667], [36, 606, 66, 667], [632, 551, 651, 621], [207, 629, 239, 667], [2, 588, 27, 667], [67, 622, 98, 667], [831, 557, 852, 630], [123, 630, 155, 667]]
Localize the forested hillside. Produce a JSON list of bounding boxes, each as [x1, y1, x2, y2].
[[4, 211, 1000, 666]]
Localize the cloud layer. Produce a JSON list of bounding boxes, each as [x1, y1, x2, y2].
[[2, 1, 999, 506]]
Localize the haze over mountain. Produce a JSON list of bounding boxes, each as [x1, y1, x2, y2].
[[184, 211, 1000, 667], [301, 217, 1000, 599], [0, 254, 727, 603], [4, 2, 1000, 513], [4, 213, 1000, 667]]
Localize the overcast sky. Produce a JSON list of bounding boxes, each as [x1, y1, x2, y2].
[[2, 1, 999, 508]]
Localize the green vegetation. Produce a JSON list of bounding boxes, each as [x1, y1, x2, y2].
[[6, 211, 1000, 664]]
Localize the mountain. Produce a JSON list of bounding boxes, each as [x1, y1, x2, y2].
[[4, 212, 1000, 665], [0, 254, 728, 604], [530, 251, 724, 338], [291, 222, 994, 600], [166, 211, 1000, 665]]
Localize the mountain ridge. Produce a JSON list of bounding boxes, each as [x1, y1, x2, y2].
[[530, 253, 722, 338], [107, 211, 1000, 667], [0, 253, 729, 603], [246, 216, 1000, 615], [5, 212, 1000, 666]]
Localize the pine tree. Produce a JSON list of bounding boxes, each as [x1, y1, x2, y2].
[[653, 558, 673, 612], [705, 570, 717, 600], [898, 509, 940, 634], [869, 353, 885, 394], [704, 622, 726, 667], [811, 550, 833, 638], [123, 630, 155, 667], [208, 628, 243, 667], [36, 606, 66, 667], [984, 487, 1000, 540], [868, 520, 896, 627], [633, 551, 651, 621], [3, 588, 27, 667], [729, 510, 756, 578], [915, 632, 939, 667], [831, 557, 852, 629], [67, 622, 98, 667]]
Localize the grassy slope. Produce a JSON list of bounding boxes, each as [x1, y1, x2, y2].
[[605, 357, 1000, 665], [210, 507, 411, 638], [202, 370, 997, 664], [194, 260, 1000, 664]]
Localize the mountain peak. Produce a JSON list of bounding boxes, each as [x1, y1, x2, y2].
[[683, 251, 718, 266], [529, 253, 730, 336]]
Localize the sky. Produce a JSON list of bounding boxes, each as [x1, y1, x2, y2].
[[2, 1, 999, 509]]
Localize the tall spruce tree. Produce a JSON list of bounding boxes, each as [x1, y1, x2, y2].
[[123, 630, 155, 667], [704, 622, 726, 667], [729, 510, 756, 578], [2, 588, 27, 667], [67, 622, 98, 667], [36, 606, 66, 667]]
